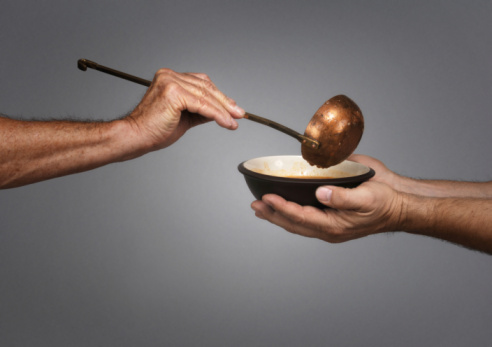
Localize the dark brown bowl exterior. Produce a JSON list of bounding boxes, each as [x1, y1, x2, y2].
[[238, 163, 375, 208]]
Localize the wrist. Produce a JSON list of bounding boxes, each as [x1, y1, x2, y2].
[[108, 119, 150, 162], [393, 174, 419, 194], [397, 192, 436, 233]]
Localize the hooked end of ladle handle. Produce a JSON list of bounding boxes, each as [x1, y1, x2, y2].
[[77, 59, 98, 71]]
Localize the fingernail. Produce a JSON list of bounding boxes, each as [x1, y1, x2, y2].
[[224, 116, 233, 127], [316, 187, 332, 202], [263, 199, 273, 208], [234, 105, 245, 117], [251, 204, 264, 219]]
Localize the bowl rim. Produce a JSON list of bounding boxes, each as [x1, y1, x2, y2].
[[238, 155, 375, 184]]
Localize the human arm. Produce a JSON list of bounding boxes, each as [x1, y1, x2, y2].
[[251, 182, 492, 254], [349, 154, 492, 198], [401, 192, 492, 254], [0, 68, 244, 189]]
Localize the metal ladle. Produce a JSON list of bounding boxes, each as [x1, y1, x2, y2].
[[302, 95, 364, 168], [77, 59, 363, 168]]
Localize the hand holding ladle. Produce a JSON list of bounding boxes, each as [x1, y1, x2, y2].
[[77, 59, 363, 168]]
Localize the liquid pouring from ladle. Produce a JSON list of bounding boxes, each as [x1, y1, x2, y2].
[[77, 59, 363, 168]]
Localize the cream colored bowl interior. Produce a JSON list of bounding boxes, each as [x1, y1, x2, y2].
[[243, 155, 370, 178]]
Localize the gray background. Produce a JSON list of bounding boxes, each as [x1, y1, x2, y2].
[[1, 0, 491, 346]]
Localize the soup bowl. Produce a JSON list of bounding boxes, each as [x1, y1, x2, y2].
[[238, 155, 375, 208]]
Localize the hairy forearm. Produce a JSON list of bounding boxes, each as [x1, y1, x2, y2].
[[400, 193, 492, 254], [0, 116, 140, 188], [395, 175, 492, 198]]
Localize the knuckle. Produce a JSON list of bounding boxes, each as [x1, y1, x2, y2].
[[201, 79, 216, 92], [158, 82, 185, 110], [227, 97, 237, 106], [197, 73, 211, 81], [156, 67, 173, 76], [154, 68, 174, 86], [162, 81, 181, 97], [290, 213, 307, 225], [196, 96, 208, 113]]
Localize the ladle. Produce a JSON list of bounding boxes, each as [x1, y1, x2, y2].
[[77, 59, 363, 168], [302, 95, 364, 168], [77, 59, 318, 148]]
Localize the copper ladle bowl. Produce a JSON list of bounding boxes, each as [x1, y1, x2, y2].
[[302, 95, 364, 168]]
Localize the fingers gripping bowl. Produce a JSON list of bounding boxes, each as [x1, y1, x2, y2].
[[238, 156, 375, 208]]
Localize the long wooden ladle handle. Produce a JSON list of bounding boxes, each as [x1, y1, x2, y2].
[[77, 59, 319, 149]]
